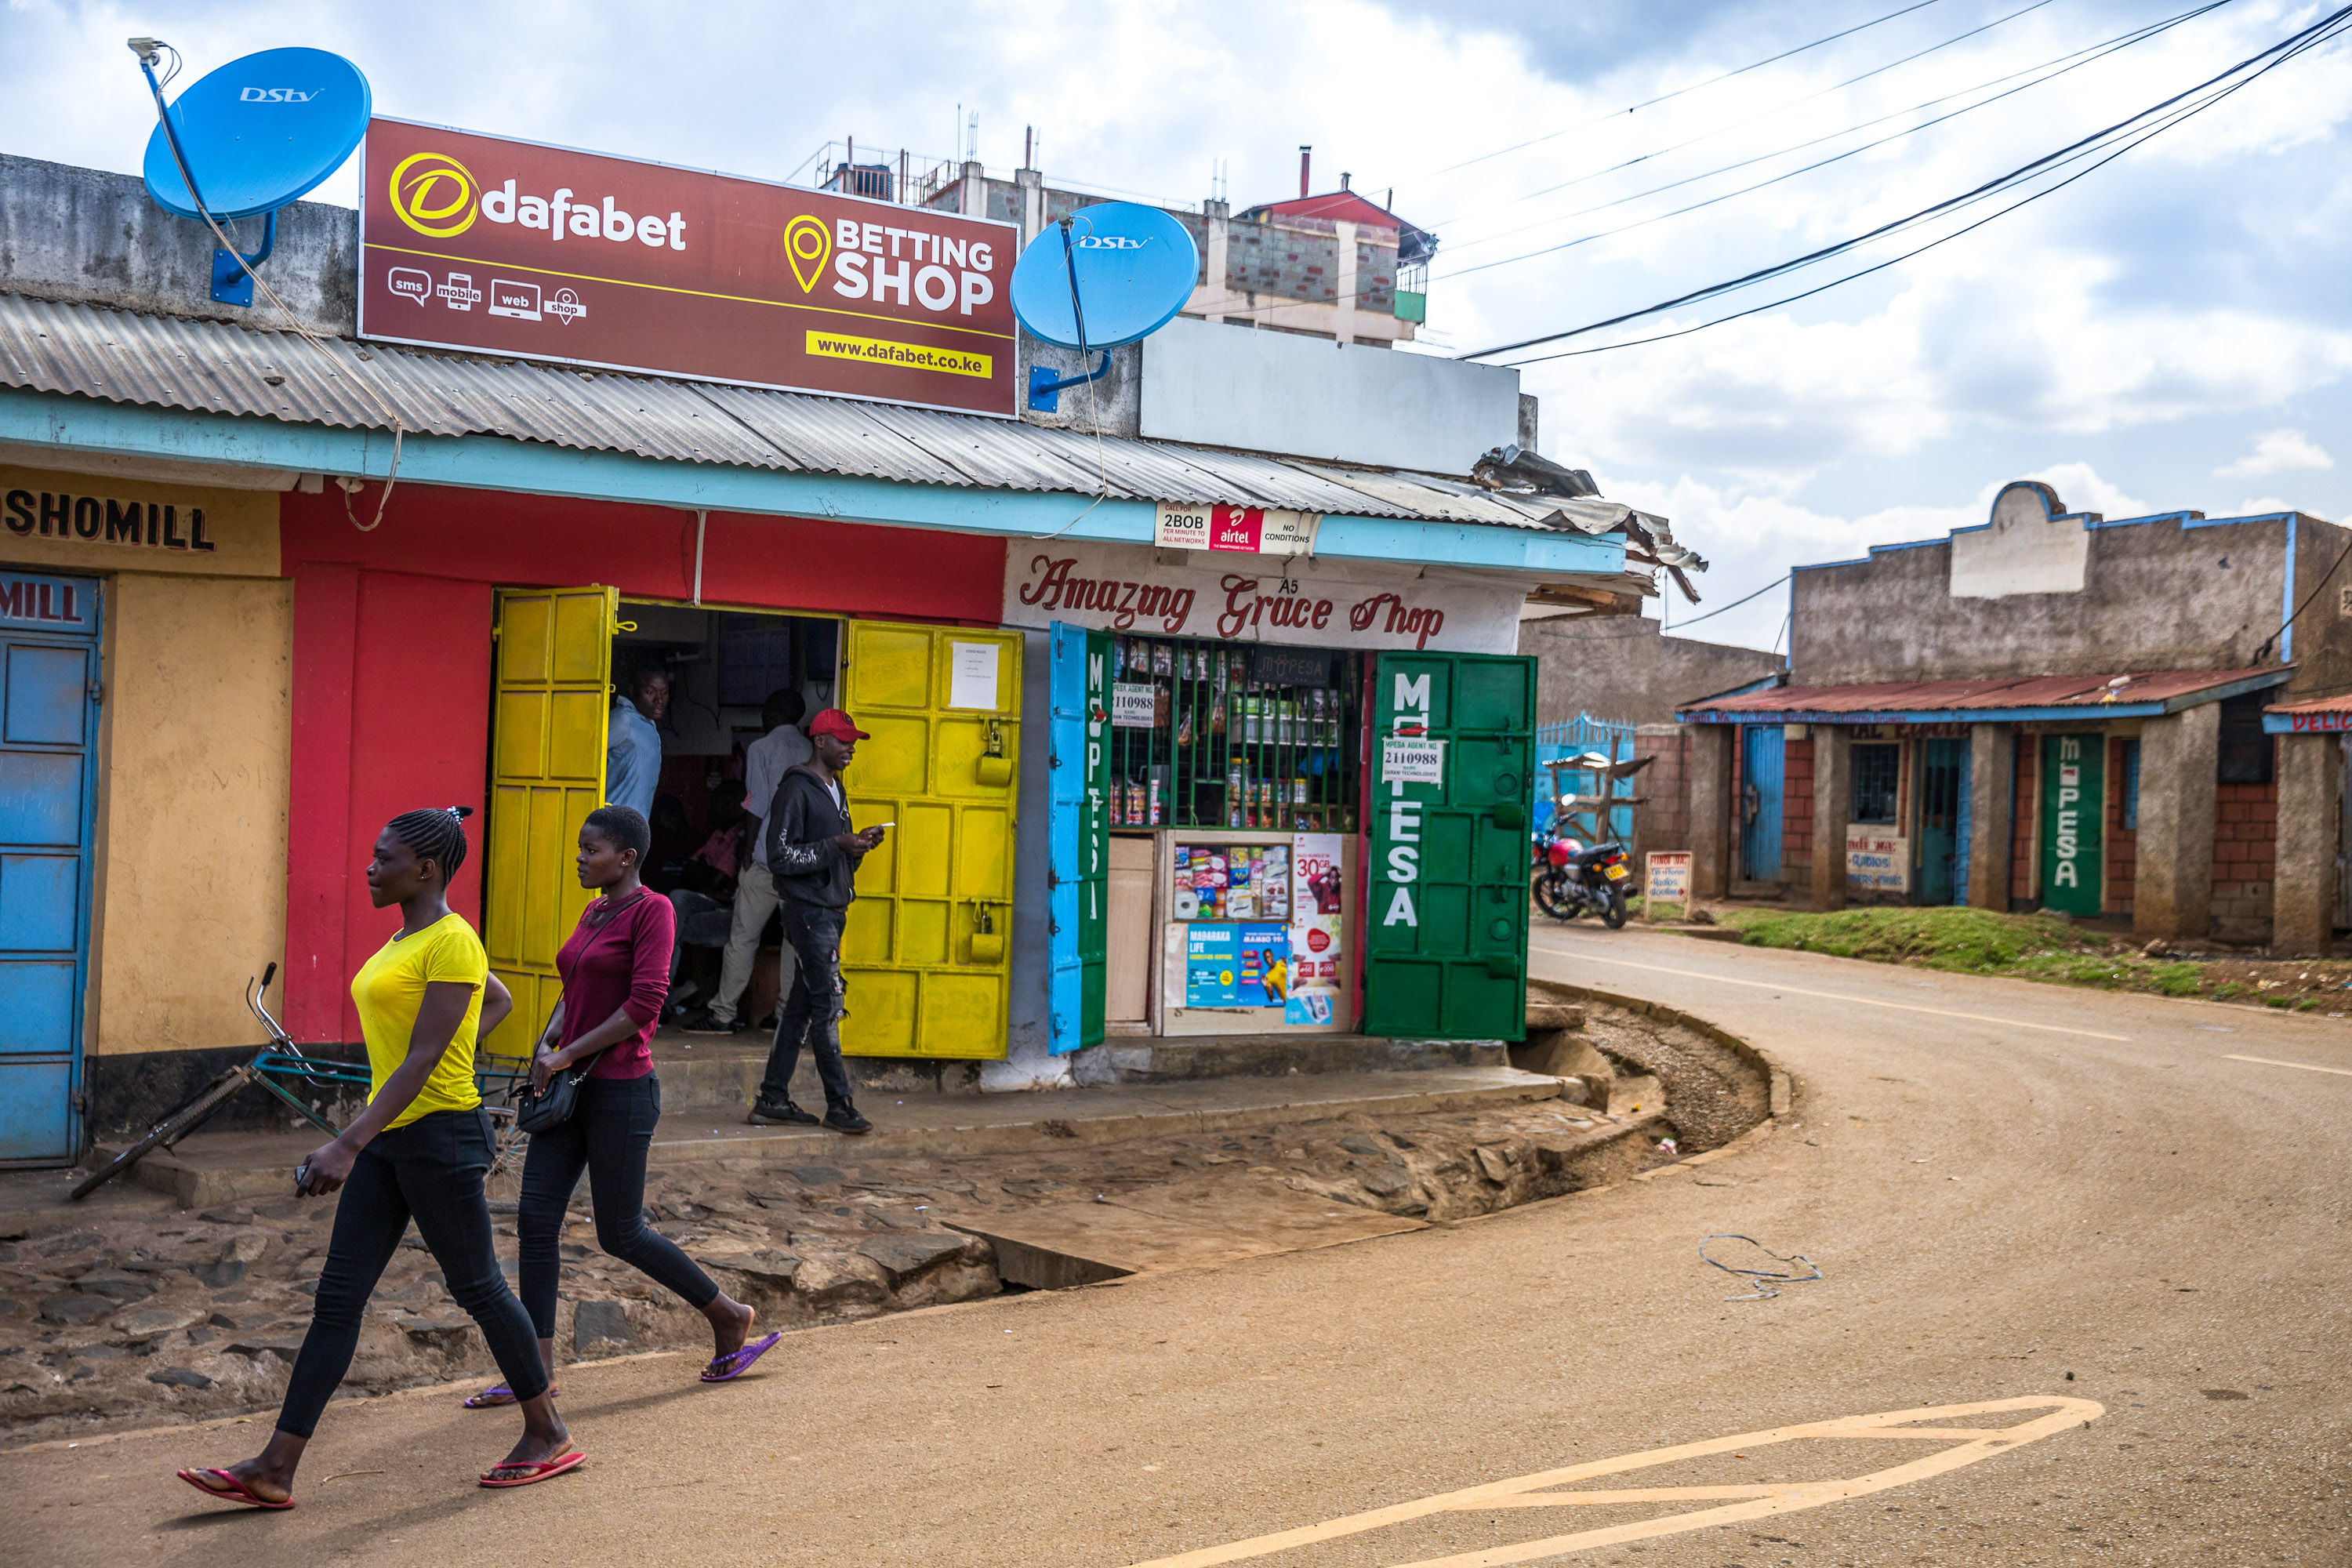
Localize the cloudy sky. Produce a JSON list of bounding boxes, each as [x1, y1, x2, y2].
[[6, 0, 2350, 650]]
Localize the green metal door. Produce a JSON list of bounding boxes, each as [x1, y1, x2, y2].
[[2038, 733, 2103, 916], [1363, 652, 1534, 1042]]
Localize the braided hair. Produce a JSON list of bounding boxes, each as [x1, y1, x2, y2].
[[387, 805, 474, 884]]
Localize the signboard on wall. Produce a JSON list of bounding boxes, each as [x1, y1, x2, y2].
[[1846, 826, 1909, 892], [2, 466, 280, 579], [1153, 502, 1319, 556], [1003, 543, 1529, 654], [359, 118, 1019, 416]]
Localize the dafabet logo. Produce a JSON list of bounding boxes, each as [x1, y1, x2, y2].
[[389, 152, 479, 239], [387, 151, 688, 252]]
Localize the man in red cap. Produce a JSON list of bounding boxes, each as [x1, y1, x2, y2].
[[748, 710, 884, 1134]]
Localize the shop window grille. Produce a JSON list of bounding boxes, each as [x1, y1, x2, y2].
[[1099, 634, 1362, 832], [2216, 691, 2274, 785], [1851, 742, 1900, 824]]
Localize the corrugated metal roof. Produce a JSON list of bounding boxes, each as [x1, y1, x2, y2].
[[0, 291, 1686, 552], [1682, 668, 2287, 720], [2264, 692, 2352, 715]]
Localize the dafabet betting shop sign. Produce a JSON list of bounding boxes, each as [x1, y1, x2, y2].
[[359, 118, 1020, 416]]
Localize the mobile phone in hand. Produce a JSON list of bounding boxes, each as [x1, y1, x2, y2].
[[293, 1158, 312, 1194]]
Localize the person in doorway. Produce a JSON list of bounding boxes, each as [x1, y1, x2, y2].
[[605, 655, 670, 818], [176, 808, 579, 1509], [678, 690, 809, 1036], [664, 780, 748, 1014], [747, 710, 883, 1134], [464, 805, 778, 1409]]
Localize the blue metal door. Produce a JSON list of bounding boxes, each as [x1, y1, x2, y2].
[[1045, 624, 1108, 1054], [1916, 738, 1969, 905], [1740, 725, 1784, 880], [0, 571, 100, 1165]]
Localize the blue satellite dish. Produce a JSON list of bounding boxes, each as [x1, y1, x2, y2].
[[1011, 202, 1200, 350], [142, 47, 370, 220]]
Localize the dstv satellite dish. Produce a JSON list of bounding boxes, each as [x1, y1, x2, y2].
[[131, 42, 370, 307], [1011, 202, 1200, 412]]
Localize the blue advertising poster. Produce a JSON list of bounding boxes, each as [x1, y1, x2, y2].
[[1185, 924, 1291, 1008]]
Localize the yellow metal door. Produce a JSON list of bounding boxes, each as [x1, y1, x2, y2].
[[483, 586, 617, 1060], [837, 621, 1022, 1058]]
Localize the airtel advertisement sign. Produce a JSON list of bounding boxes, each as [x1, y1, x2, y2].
[[358, 118, 1019, 416]]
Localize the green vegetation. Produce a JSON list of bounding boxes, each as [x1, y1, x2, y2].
[[1719, 906, 2206, 1000]]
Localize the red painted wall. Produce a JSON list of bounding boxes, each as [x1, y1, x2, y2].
[[278, 481, 1010, 1040]]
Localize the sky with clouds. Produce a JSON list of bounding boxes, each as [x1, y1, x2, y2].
[[5, 0, 2350, 651]]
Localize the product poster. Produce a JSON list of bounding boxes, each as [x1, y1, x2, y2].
[[1184, 923, 1290, 1007], [1286, 829, 1346, 1024]]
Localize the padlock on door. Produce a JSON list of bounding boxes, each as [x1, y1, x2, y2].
[[976, 717, 1014, 787], [969, 901, 1005, 964]]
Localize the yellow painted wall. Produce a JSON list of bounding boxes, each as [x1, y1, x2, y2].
[[86, 572, 293, 1056]]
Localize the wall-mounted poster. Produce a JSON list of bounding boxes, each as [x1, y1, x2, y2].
[[1287, 831, 1345, 1024]]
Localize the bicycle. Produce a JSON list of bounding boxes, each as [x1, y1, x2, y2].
[[72, 963, 532, 1200]]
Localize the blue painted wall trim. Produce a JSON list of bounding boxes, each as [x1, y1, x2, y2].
[[1046, 624, 1087, 1054], [0, 387, 1624, 578]]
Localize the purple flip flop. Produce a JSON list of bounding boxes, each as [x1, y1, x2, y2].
[[700, 1331, 782, 1384]]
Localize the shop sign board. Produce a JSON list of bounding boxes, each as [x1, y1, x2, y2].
[[359, 118, 1020, 416], [1, 465, 279, 579], [2278, 708, 2352, 733], [1153, 503, 1320, 556], [1845, 826, 1909, 892], [1643, 851, 1691, 916], [1004, 543, 1527, 654]]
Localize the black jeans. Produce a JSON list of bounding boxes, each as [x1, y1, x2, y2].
[[757, 903, 852, 1110], [516, 1073, 719, 1338], [278, 1109, 545, 1439]]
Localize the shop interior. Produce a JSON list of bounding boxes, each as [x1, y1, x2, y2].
[[615, 601, 839, 1026], [1097, 635, 1365, 1039]]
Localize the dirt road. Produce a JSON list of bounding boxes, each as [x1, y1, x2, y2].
[[10, 928, 2346, 1566]]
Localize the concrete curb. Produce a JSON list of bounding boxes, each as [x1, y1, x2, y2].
[[1529, 978, 1795, 1119]]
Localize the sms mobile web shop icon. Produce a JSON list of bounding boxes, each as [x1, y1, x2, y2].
[[488, 278, 542, 321]]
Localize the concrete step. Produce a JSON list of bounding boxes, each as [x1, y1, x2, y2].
[[82, 1067, 1570, 1206], [1073, 1033, 1507, 1086]]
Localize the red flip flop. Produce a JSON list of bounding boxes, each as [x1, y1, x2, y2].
[[479, 1450, 586, 1489], [176, 1468, 294, 1511]]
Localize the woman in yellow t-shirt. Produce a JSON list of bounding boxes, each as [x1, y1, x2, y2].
[[178, 808, 583, 1511]]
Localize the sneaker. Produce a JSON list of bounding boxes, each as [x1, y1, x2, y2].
[[678, 1008, 746, 1036], [746, 1100, 820, 1127], [823, 1102, 873, 1135]]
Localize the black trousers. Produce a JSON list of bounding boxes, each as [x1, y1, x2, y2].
[[279, 1109, 546, 1439], [516, 1073, 719, 1338], [757, 903, 852, 1110]]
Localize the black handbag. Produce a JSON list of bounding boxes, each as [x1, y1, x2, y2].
[[512, 895, 643, 1133]]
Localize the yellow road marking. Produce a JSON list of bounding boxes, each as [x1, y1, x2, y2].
[[2226, 1053, 2352, 1078], [1124, 1396, 2103, 1568], [1530, 942, 2130, 1041]]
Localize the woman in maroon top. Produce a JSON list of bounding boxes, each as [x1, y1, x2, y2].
[[467, 806, 778, 1406]]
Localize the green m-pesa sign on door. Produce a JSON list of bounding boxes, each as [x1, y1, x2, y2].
[[2039, 734, 2103, 916], [1363, 652, 1534, 1041]]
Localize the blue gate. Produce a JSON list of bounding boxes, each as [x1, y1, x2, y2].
[[1740, 724, 1784, 880], [1045, 624, 1107, 1054], [1532, 714, 1638, 843], [0, 571, 100, 1165]]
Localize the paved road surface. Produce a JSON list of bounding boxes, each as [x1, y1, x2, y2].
[[12, 929, 2346, 1566]]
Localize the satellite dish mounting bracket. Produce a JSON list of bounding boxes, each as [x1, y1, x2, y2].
[[1027, 218, 1109, 413]]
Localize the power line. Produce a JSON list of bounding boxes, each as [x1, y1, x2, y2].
[[1423, 0, 2060, 232], [1436, 0, 2225, 267], [1457, 3, 2352, 364], [1671, 573, 1794, 629], [1430, 0, 1952, 179]]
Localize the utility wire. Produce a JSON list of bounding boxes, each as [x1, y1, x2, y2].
[[1424, 0, 2063, 232], [2254, 530, 2352, 662], [1668, 573, 1793, 629], [1436, 0, 2226, 266], [1457, 3, 2352, 363], [1430, 0, 1952, 178]]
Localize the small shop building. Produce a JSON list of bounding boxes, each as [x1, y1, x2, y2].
[[1651, 479, 2346, 949], [0, 142, 1698, 1163]]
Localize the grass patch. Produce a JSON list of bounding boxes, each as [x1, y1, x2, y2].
[[1715, 906, 2337, 1008]]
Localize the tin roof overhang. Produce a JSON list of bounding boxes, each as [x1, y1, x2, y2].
[[0, 291, 1686, 588], [1679, 667, 2291, 725], [2265, 691, 2352, 733]]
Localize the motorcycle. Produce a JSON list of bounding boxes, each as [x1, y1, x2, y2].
[[1530, 829, 1632, 927]]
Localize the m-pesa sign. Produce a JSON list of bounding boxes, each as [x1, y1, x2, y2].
[[359, 118, 1018, 416]]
